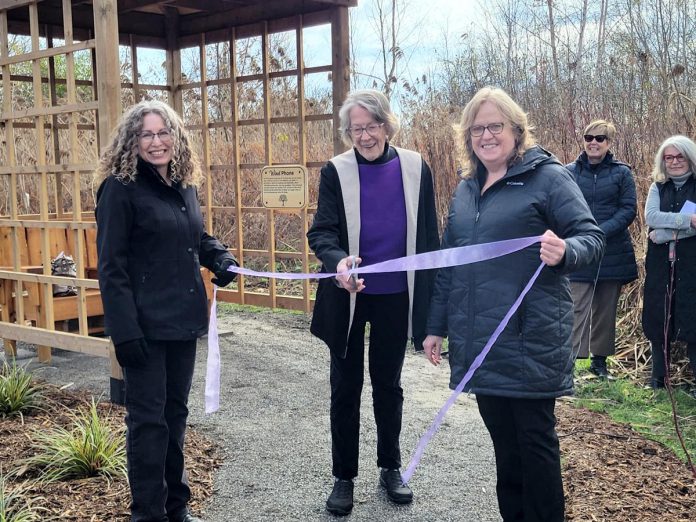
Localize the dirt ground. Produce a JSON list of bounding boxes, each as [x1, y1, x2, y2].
[[1, 307, 695, 521]]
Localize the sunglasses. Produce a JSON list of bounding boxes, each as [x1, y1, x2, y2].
[[583, 134, 608, 143]]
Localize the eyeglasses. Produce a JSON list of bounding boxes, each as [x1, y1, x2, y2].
[[139, 129, 173, 144], [347, 123, 384, 138], [470, 123, 505, 137], [664, 154, 686, 164], [583, 134, 608, 143]]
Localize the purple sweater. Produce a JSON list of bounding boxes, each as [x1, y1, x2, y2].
[[359, 156, 407, 294]]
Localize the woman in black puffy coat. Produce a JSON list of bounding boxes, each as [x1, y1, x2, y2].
[[423, 87, 604, 522], [566, 120, 638, 378]]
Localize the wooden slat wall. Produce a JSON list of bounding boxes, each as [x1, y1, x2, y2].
[[174, 10, 346, 311], [0, 0, 109, 360]]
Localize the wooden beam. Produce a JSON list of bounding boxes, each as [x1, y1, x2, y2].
[[93, 0, 122, 155], [164, 6, 182, 112], [0, 39, 94, 67], [331, 5, 349, 155], [0, 0, 45, 9], [0, 322, 109, 357]]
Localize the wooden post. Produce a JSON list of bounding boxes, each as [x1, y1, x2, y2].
[[93, 0, 123, 403], [93, 0, 121, 155], [0, 10, 20, 357], [165, 7, 183, 113], [331, 6, 350, 156]]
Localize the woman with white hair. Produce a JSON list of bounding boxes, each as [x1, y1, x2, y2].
[[308, 89, 439, 516], [642, 135, 696, 394]]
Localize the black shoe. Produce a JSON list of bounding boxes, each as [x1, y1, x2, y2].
[[326, 479, 353, 516], [589, 357, 608, 378], [379, 469, 413, 504]]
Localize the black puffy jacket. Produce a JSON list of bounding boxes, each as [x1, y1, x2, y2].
[[566, 151, 638, 283], [96, 158, 236, 345], [426, 146, 604, 398]]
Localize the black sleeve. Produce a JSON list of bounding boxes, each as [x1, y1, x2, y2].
[[307, 162, 348, 272], [601, 165, 637, 239], [199, 231, 238, 273], [546, 166, 606, 274]]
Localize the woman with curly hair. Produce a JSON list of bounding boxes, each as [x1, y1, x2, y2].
[[95, 100, 237, 522]]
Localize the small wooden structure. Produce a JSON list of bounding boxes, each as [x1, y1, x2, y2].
[[0, 0, 354, 399]]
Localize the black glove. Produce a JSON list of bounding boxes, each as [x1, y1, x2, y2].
[[211, 256, 237, 287], [114, 338, 148, 368]]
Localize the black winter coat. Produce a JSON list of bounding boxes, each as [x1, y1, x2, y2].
[[642, 177, 696, 342], [427, 146, 605, 398], [566, 151, 638, 283], [96, 159, 236, 345]]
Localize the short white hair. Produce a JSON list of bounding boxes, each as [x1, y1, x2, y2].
[[337, 89, 400, 147]]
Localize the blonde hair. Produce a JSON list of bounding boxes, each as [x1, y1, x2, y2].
[[583, 119, 616, 141], [454, 87, 536, 178], [651, 135, 696, 183], [338, 89, 400, 147], [95, 100, 201, 186]]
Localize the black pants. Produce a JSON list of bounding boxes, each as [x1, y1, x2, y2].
[[123, 339, 197, 522], [650, 338, 696, 383], [477, 395, 564, 522], [330, 291, 409, 480]]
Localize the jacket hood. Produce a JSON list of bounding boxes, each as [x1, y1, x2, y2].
[[507, 145, 561, 177]]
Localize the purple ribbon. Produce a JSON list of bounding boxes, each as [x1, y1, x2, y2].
[[205, 286, 221, 414], [225, 235, 542, 279], [400, 261, 546, 484], [205, 234, 544, 444]]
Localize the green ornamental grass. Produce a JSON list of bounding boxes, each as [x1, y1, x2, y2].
[[24, 398, 126, 483], [0, 471, 40, 522], [0, 361, 43, 420]]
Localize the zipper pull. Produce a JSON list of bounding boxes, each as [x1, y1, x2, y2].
[[475, 211, 480, 223]]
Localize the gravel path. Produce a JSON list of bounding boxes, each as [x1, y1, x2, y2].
[[11, 307, 501, 522]]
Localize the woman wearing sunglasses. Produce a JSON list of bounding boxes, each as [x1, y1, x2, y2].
[[566, 120, 638, 378], [642, 135, 696, 394]]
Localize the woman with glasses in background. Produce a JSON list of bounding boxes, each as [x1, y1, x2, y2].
[[642, 135, 696, 395], [566, 120, 638, 378], [95, 100, 237, 522], [308, 89, 439, 516], [422, 87, 604, 521]]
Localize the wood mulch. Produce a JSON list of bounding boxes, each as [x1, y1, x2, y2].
[[0, 384, 219, 521], [0, 385, 694, 521], [558, 401, 696, 521]]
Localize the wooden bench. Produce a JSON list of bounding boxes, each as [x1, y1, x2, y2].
[[1, 224, 215, 359], [0, 224, 103, 360]]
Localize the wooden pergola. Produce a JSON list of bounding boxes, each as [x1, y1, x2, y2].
[[0, 0, 355, 400]]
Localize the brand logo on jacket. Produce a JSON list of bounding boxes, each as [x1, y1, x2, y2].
[[506, 181, 524, 186]]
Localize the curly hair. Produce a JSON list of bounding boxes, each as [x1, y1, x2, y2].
[[95, 100, 201, 187], [453, 86, 536, 179]]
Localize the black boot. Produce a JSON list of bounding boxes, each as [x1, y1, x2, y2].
[[379, 469, 413, 504], [589, 355, 608, 378], [326, 479, 353, 516]]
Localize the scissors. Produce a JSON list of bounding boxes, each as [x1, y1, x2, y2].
[[348, 256, 359, 290]]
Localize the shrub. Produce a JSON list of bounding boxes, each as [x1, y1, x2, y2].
[[0, 361, 43, 419], [24, 398, 126, 483], [0, 471, 40, 522]]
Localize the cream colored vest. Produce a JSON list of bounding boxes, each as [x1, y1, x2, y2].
[[330, 146, 422, 339]]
